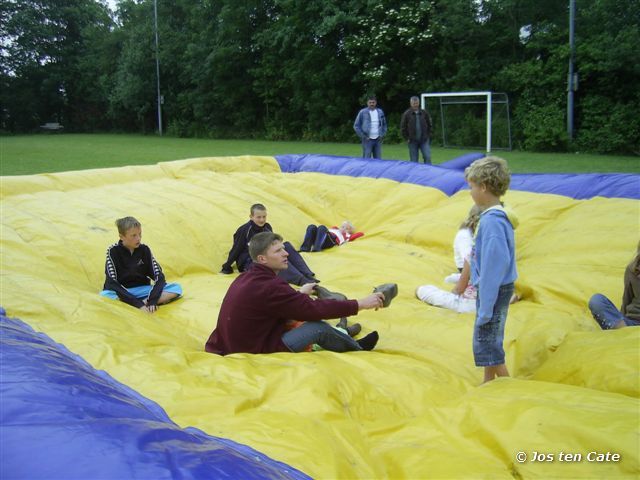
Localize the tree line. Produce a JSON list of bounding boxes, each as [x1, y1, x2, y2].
[[2, 0, 638, 154]]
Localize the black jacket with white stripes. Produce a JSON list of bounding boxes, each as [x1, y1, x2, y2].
[[103, 241, 166, 308], [221, 221, 273, 273]]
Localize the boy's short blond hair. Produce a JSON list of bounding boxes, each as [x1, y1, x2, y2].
[[250, 203, 266, 215], [115, 216, 141, 235], [464, 156, 511, 197]]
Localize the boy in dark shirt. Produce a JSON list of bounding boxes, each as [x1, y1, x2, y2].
[[101, 217, 182, 313], [220, 203, 319, 286]]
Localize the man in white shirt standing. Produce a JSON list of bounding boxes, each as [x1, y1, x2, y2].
[[353, 95, 387, 159]]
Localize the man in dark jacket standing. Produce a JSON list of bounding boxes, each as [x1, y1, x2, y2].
[[400, 96, 433, 164]]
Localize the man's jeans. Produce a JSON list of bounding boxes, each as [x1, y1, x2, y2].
[[362, 137, 382, 159], [282, 321, 362, 352], [408, 140, 431, 164], [589, 293, 639, 329]]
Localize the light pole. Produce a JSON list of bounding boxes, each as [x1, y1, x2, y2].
[[153, 0, 162, 135], [567, 0, 576, 141]]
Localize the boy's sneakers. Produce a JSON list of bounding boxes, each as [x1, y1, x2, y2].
[[314, 285, 347, 301], [373, 283, 398, 308]]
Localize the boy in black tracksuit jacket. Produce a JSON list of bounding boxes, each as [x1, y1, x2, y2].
[[102, 216, 181, 312], [220, 204, 318, 286]]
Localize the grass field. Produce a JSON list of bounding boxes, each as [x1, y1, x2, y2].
[[1, 133, 638, 176]]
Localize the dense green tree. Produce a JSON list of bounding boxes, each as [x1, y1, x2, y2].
[[1, 0, 114, 131], [2, 0, 638, 154]]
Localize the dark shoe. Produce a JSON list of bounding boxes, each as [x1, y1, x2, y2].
[[373, 283, 398, 308], [357, 331, 379, 351], [336, 317, 348, 329], [346, 323, 362, 337], [314, 285, 347, 301]]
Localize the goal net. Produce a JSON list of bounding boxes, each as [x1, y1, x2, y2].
[[421, 91, 512, 152]]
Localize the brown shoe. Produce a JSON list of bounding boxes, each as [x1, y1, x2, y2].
[[336, 317, 348, 329], [346, 323, 362, 337], [373, 283, 398, 307], [314, 285, 347, 301]]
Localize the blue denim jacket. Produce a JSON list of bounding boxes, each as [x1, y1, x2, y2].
[[353, 107, 387, 139]]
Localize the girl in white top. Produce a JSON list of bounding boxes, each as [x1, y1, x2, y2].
[[415, 206, 481, 313]]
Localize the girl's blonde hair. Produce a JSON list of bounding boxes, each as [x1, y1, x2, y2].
[[341, 220, 355, 233], [460, 205, 482, 232]]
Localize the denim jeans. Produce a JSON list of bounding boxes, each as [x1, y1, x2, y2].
[[300, 225, 335, 252], [408, 140, 431, 164], [362, 138, 382, 159], [589, 293, 639, 329], [473, 283, 514, 366], [281, 321, 362, 352]]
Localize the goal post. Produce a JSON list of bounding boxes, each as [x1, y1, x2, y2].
[[420, 91, 512, 153]]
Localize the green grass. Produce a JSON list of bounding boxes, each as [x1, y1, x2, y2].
[[1, 133, 638, 176]]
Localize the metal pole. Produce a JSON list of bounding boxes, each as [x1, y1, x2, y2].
[[486, 92, 492, 153], [567, 0, 575, 141], [505, 94, 512, 151], [153, 0, 162, 135], [439, 97, 446, 147]]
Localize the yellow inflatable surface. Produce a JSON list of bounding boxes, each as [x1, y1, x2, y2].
[[1, 156, 638, 479]]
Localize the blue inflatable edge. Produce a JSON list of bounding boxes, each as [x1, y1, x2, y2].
[[275, 153, 640, 200], [0, 308, 310, 480]]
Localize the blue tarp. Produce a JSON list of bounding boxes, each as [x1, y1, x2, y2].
[[275, 154, 640, 200], [0, 309, 310, 480]]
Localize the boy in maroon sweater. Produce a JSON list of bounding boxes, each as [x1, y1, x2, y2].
[[206, 232, 385, 354]]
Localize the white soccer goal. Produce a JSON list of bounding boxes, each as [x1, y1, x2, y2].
[[420, 91, 512, 152]]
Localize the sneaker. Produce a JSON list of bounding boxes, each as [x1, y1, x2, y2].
[[444, 273, 461, 284], [336, 317, 348, 329], [314, 285, 347, 301], [373, 283, 398, 308]]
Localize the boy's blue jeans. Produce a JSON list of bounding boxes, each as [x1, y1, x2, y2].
[[589, 293, 639, 329], [282, 321, 362, 352], [473, 283, 514, 366]]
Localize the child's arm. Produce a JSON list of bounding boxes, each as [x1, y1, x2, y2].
[[477, 227, 510, 325], [145, 248, 166, 307], [453, 260, 471, 295], [621, 264, 636, 315], [104, 249, 145, 308], [221, 224, 247, 273], [348, 232, 364, 242]]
